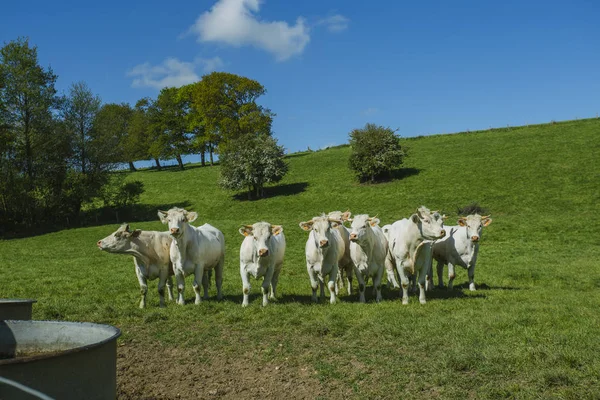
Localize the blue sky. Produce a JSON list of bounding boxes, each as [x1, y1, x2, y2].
[[2, 0, 599, 153]]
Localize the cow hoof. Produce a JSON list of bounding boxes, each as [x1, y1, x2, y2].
[[469, 286, 476, 292], [242, 303, 249, 308], [420, 299, 427, 305], [402, 299, 409, 305]]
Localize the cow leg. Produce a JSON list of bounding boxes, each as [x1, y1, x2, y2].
[[373, 265, 384, 303], [201, 269, 210, 300], [418, 268, 427, 305], [157, 268, 169, 308], [468, 264, 476, 291], [135, 264, 148, 309], [396, 259, 410, 305], [425, 261, 434, 292], [262, 266, 275, 307], [166, 275, 174, 301], [328, 265, 338, 304], [354, 266, 366, 303], [385, 256, 399, 289], [215, 256, 224, 300], [192, 265, 204, 305], [270, 265, 281, 300], [345, 265, 354, 295], [436, 261, 445, 288], [241, 267, 251, 307], [307, 264, 319, 303], [447, 263, 456, 291], [174, 268, 186, 306], [319, 277, 325, 303]]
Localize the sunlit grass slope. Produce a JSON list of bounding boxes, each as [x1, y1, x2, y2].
[[1, 118, 599, 398]]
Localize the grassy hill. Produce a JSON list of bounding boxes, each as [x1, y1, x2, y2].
[[1, 118, 599, 399]]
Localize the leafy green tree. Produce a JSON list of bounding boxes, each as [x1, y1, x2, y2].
[[0, 37, 59, 185], [348, 123, 404, 183], [188, 72, 274, 159], [92, 103, 137, 170], [149, 87, 191, 170], [178, 83, 208, 166], [129, 98, 157, 169], [219, 134, 288, 199]]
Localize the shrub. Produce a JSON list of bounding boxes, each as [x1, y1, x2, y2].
[[348, 123, 404, 183], [101, 178, 145, 208], [219, 134, 288, 199]]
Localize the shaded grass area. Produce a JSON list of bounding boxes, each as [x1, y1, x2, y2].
[[1, 118, 600, 398]]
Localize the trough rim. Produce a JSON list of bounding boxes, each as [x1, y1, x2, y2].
[[0, 299, 37, 304], [0, 320, 121, 366]]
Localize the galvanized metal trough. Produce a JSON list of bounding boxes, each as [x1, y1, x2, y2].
[[0, 320, 121, 400], [0, 299, 36, 320]]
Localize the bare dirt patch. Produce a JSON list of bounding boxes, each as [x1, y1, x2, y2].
[[117, 341, 331, 400]]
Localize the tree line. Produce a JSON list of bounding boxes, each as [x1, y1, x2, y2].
[[0, 37, 286, 233]]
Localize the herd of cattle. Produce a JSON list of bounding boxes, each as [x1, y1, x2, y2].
[[96, 206, 492, 308]]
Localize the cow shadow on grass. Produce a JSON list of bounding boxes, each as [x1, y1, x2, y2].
[[216, 293, 314, 306], [232, 182, 309, 202], [452, 282, 521, 291]]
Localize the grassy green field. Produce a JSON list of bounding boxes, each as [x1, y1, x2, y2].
[[1, 118, 599, 398]]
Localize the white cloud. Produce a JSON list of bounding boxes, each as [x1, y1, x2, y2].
[[128, 56, 224, 89], [188, 0, 310, 62], [362, 107, 380, 116], [195, 56, 225, 73], [317, 14, 350, 33]]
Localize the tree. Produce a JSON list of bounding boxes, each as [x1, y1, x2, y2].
[[149, 87, 191, 170], [178, 83, 208, 166], [92, 103, 136, 170], [348, 123, 404, 183], [0, 37, 58, 185], [219, 134, 288, 199], [129, 98, 157, 169], [188, 72, 274, 159]]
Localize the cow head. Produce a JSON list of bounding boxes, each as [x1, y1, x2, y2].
[[299, 215, 343, 248], [410, 206, 446, 240], [457, 214, 492, 242], [97, 223, 142, 252], [327, 210, 351, 223], [158, 207, 198, 238], [348, 214, 380, 244], [240, 222, 282, 257]]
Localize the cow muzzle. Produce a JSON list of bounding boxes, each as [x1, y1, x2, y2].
[[319, 239, 329, 248], [471, 236, 479, 242], [170, 228, 180, 236], [349, 233, 358, 241], [440, 229, 446, 238], [258, 248, 269, 257], [97, 240, 103, 249]]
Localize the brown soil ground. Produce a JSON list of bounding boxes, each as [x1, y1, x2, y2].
[[116, 341, 341, 400]]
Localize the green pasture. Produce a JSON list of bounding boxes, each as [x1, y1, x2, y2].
[[1, 118, 599, 398]]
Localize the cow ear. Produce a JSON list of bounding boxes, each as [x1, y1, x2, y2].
[[239, 226, 253, 236], [411, 214, 419, 224], [271, 225, 283, 235], [341, 211, 351, 221], [158, 211, 168, 224], [299, 221, 313, 231], [186, 212, 198, 223], [369, 218, 380, 227], [458, 218, 467, 227], [482, 217, 492, 227], [132, 229, 142, 237]]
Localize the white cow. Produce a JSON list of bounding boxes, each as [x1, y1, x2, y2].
[[97, 223, 174, 308], [432, 214, 492, 291], [239, 222, 286, 307], [385, 207, 446, 305], [300, 214, 345, 304], [381, 224, 399, 289], [348, 214, 388, 303], [158, 208, 225, 305], [327, 210, 354, 295]]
